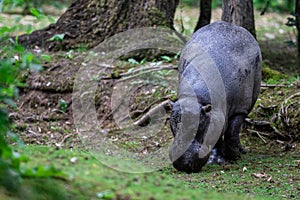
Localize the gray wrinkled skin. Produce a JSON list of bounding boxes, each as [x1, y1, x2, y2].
[[169, 21, 262, 173]]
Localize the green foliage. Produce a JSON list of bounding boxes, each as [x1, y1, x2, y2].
[[0, 0, 71, 13], [180, 0, 200, 7], [29, 7, 43, 18], [0, 30, 66, 197], [180, 0, 222, 9], [254, 0, 295, 12]]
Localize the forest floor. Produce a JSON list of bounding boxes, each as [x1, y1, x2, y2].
[[1, 5, 300, 200]]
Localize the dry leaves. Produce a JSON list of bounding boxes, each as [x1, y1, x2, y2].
[[252, 173, 274, 183]]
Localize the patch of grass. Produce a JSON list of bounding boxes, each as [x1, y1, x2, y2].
[[163, 136, 299, 200], [8, 144, 298, 200]]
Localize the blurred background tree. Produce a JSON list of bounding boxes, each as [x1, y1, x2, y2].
[[182, 0, 295, 12]]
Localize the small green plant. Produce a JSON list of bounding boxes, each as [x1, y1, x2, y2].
[[128, 58, 140, 65], [49, 33, 65, 42], [65, 50, 74, 59], [48, 33, 65, 50], [60, 99, 68, 112], [161, 55, 172, 62], [29, 7, 44, 18]]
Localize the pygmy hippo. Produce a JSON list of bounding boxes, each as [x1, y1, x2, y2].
[[169, 21, 262, 173]]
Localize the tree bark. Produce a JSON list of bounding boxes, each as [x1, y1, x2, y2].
[[221, 0, 256, 38], [296, 0, 300, 55], [194, 0, 212, 32], [18, 0, 179, 50]]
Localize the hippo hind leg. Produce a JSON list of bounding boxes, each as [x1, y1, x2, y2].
[[222, 114, 247, 160]]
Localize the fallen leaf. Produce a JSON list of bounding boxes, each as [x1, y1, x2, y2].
[[267, 176, 272, 182], [252, 173, 267, 178], [70, 157, 78, 164]]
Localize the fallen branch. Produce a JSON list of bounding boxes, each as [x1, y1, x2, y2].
[[244, 118, 271, 126], [134, 100, 171, 126], [261, 83, 290, 88], [258, 104, 277, 110], [115, 65, 177, 84], [97, 64, 177, 81], [247, 129, 268, 143], [120, 64, 175, 77], [244, 118, 288, 140], [119, 96, 170, 123]]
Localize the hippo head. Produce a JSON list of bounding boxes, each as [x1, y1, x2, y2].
[[169, 99, 212, 173]]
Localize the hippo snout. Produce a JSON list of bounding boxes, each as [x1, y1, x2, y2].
[[171, 142, 210, 173]]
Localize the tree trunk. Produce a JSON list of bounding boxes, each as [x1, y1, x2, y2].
[[221, 0, 256, 38], [194, 0, 212, 32], [296, 0, 300, 55], [18, 0, 179, 50]]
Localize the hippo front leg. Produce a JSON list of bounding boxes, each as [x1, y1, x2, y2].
[[208, 137, 226, 165], [222, 114, 247, 160]]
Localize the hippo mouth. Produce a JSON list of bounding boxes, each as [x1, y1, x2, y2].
[[171, 140, 210, 173]]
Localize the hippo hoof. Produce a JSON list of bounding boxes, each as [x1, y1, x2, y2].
[[207, 149, 226, 165], [223, 145, 241, 161]]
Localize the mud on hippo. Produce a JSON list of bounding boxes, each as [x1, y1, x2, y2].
[[169, 21, 262, 173]]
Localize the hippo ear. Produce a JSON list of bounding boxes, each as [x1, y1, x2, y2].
[[202, 104, 212, 113]]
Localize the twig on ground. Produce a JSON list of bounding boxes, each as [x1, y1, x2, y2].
[[261, 83, 289, 88], [118, 96, 172, 123], [247, 129, 268, 143], [55, 133, 73, 148], [115, 65, 177, 84], [271, 125, 286, 139], [244, 118, 271, 126], [244, 118, 288, 140]]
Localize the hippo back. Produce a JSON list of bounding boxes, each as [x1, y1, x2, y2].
[[177, 21, 262, 118]]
